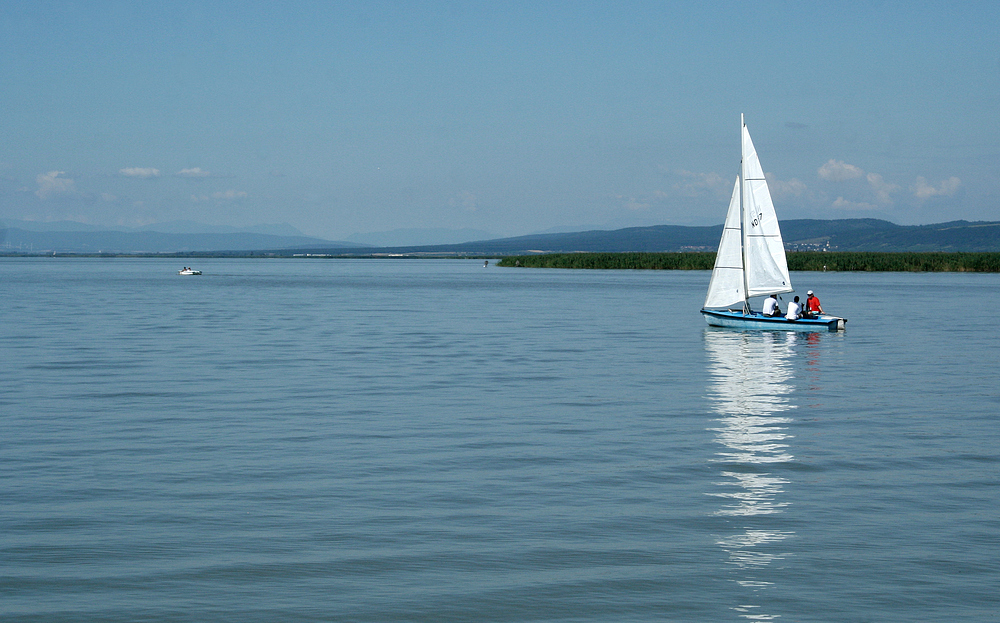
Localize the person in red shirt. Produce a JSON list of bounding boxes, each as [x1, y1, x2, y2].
[[804, 290, 824, 318]]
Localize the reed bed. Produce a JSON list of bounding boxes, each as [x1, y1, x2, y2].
[[497, 252, 1000, 272]]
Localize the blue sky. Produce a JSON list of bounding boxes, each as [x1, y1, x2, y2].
[[1, 1, 997, 240]]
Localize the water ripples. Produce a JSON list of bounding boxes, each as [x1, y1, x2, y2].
[[3, 259, 1000, 622]]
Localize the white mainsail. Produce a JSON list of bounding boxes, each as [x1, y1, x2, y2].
[[703, 116, 792, 310], [741, 122, 792, 299]]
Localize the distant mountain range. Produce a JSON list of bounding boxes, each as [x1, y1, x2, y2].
[[346, 227, 496, 247], [0, 220, 364, 253], [3, 218, 1000, 255]]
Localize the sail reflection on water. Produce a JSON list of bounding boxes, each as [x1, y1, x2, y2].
[[704, 329, 799, 619]]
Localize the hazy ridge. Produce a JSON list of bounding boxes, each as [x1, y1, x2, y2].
[[3, 218, 1000, 254]]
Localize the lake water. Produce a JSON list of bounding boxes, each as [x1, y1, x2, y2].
[[2, 257, 998, 622]]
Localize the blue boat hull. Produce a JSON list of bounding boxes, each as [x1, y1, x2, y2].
[[701, 309, 846, 332]]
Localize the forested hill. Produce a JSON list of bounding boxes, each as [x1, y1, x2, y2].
[[778, 219, 1000, 252], [283, 219, 1000, 255]]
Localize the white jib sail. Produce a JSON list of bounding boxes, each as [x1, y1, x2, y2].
[[703, 176, 745, 309], [741, 122, 793, 299]]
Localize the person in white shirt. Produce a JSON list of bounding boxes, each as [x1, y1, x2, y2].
[[762, 294, 781, 317], [785, 296, 802, 320]]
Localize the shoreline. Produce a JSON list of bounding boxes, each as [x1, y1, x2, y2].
[[4, 251, 1000, 271]]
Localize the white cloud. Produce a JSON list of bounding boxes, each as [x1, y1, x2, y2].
[[119, 167, 160, 178], [768, 175, 808, 198], [914, 176, 961, 199], [35, 171, 76, 199], [671, 169, 729, 197], [818, 161, 901, 206], [866, 173, 899, 204], [832, 196, 877, 211], [617, 195, 650, 211], [176, 167, 210, 178], [448, 191, 477, 212], [818, 159, 864, 181], [213, 189, 247, 200], [192, 189, 248, 202]]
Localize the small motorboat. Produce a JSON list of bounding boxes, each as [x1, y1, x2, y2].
[[178, 267, 202, 275]]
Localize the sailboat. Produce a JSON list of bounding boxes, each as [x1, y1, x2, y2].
[[701, 115, 846, 331]]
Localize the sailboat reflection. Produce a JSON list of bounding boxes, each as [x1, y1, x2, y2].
[[704, 329, 799, 619]]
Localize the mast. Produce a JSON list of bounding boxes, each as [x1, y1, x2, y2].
[[740, 114, 750, 314]]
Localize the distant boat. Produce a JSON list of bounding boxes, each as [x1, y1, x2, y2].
[[178, 268, 202, 275], [701, 115, 846, 332]]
